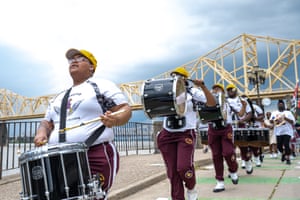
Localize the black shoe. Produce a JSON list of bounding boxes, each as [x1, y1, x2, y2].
[[281, 154, 286, 162], [213, 188, 225, 192], [260, 155, 264, 163], [246, 168, 253, 174], [286, 160, 291, 165]]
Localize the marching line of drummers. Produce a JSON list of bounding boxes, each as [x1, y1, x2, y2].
[[19, 64, 296, 200], [141, 67, 297, 195]]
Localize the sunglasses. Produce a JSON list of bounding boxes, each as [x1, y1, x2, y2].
[[68, 56, 89, 64]]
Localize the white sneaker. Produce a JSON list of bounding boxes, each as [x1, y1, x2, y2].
[[255, 157, 261, 167], [273, 153, 278, 158], [187, 188, 198, 200], [270, 154, 274, 158], [213, 180, 225, 192], [245, 160, 253, 174], [241, 160, 246, 169], [230, 172, 239, 184]]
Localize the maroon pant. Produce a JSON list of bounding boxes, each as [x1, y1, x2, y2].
[[239, 146, 261, 161], [208, 124, 238, 181], [88, 142, 119, 199], [157, 129, 196, 200]]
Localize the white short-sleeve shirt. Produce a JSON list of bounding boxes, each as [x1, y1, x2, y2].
[[45, 78, 128, 145]]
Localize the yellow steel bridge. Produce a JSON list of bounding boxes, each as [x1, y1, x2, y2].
[[1, 33, 299, 120]]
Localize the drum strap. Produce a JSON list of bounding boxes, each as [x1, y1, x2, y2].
[[85, 125, 106, 148], [59, 88, 72, 143]]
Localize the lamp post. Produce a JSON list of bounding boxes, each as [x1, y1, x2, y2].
[[247, 65, 266, 108]]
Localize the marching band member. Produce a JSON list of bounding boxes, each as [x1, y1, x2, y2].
[[264, 111, 277, 158], [157, 67, 216, 200], [207, 84, 239, 192], [34, 48, 132, 199], [270, 100, 296, 164], [242, 96, 265, 167], [225, 84, 254, 174]]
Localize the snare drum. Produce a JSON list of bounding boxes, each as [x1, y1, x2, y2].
[[141, 77, 187, 119], [198, 93, 226, 123], [233, 128, 270, 147], [19, 143, 102, 200]]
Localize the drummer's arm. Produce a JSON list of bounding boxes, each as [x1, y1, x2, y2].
[[34, 120, 54, 146], [239, 112, 252, 124], [255, 113, 265, 122], [284, 115, 295, 125], [237, 99, 247, 117], [193, 79, 216, 107]]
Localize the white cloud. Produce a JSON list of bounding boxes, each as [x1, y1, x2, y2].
[[0, 0, 299, 96]]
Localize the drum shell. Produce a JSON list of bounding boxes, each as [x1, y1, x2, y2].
[[141, 77, 186, 119], [198, 93, 226, 123], [19, 143, 91, 200]]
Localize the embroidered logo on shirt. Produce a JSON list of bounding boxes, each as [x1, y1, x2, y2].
[[67, 98, 82, 115]]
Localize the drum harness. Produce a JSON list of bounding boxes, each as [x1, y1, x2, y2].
[[165, 85, 197, 129], [59, 80, 116, 147]]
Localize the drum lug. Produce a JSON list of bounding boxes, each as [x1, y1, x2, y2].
[[87, 174, 106, 199]]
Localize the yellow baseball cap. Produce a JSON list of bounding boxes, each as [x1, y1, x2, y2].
[[226, 83, 237, 90], [171, 67, 190, 78], [66, 48, 97, 70], [212, 83, 224, 92]]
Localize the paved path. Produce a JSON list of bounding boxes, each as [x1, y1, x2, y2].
[[1, 149, 299, 200]]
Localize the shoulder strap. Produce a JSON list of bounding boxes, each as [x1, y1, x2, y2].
[[85, 80, 111, 147], [59, 88, 72, 143]]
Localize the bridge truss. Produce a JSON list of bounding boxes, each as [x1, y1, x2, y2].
[[1, 33, 299, 120]]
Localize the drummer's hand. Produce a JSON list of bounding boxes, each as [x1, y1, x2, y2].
[[193, 79, 205, 87], [34, 133, 48, 147], [241, 99, 247, 107], [100, 111, 117, 128]]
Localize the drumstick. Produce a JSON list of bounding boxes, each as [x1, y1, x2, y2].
[[59, 109, 127, 132], [38, 139, 48, 146]]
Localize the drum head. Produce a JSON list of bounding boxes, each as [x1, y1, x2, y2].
[[174, 77, 187, 116]]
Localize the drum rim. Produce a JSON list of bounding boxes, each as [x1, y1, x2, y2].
[[173, 77, 186, 117], [19, 142, 88, 163]]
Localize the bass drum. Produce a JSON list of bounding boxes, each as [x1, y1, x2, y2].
[[141, 77, 187, 119], [198, 92, 226, 123]]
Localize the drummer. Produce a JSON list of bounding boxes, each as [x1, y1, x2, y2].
[[156, 67, 216, 200], [225, 84, 254, 174], [206, 83, 239, 192], [241, 95, 265, 167], [34, 48, 132, 199]]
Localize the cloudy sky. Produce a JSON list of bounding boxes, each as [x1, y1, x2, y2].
[[1, 0, 300, 98]]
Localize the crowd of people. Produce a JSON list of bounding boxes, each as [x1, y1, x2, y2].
[[30, 55, 298, 200]]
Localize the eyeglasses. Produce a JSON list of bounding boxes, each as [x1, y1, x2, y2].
[[68, 56, 89, 64]]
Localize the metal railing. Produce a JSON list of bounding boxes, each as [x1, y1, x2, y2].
[[0, 120, 162, 179]]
